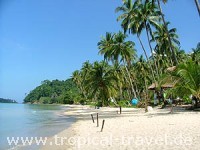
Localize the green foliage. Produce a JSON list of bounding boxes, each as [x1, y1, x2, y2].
[[182, 96, 192, 104], [161, 59, 200, 105], [39, 97, 51, 104], [117, 100, 131, 107], [23, 0, 199, 109], [24, 79, 79, 104], [0, 98, 17, 103], [79, 99, 85, 105]]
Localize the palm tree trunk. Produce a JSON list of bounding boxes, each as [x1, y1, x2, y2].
[[119, 85, 123, 100], [120, 65, 137, 98], [137, 33, 156, 82], [157, 0, 178, 65], [144, 78, 148, 112], [134, 80, 140, 98], [124, 62, 137, 98], [144, 22, 159, 78], [126, 89, 132, 100], [194, 0, 200, 16], [78, 82, 87, 99]]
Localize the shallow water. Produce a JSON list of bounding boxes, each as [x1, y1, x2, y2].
[[0, 103, 74, 150]]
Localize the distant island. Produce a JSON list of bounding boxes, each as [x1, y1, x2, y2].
[[0, 98, 17, 103]]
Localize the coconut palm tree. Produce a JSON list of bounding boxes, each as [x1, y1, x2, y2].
[[134, 55, 151, 112], [72, 70, 84, 97], [152, 22, 180, 66], [136, 0, 161, 76], [116, 0, 157, 82], [72, 70, 81, 88], [98, 32, 114, 63], [152, 0, 179, 65], [113, 32, 138, 98], [176, 49, 188, 64], [85, 61, 118, 106], [80, 61, 93, 99], [98, 31, 138, 98], [112, 32, 136, 66]]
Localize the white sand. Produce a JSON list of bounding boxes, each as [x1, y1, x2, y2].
[[41, 105, 200, 150]]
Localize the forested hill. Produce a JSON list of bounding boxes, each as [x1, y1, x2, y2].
[[0, 98, 17, 103], [24, 79, 79, 104]]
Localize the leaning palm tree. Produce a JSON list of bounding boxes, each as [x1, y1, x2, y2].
[[134, 55, 151, 112], [152, 0, 179, 65], [116, 0, 157, 82], [113, 32, 138, 98], [136, 0, 161, 77]]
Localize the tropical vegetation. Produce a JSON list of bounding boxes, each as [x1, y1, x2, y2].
[[24, 79, 79, 104], [24, 0, 200, 110], [0, 98, 17, 103]]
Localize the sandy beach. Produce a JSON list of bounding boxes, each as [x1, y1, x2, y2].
[[41, 105, 200, 150]]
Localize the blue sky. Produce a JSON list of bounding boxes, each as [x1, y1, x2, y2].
[[0, 0, 199, 103]]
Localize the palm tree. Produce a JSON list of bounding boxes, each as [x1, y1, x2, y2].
[[136, 0, 161, 77], [176, 50, 188, 64], [80, 61, 92, 99], [116, 0, 157, 82], [98, 31, 138, 98], [72, 70, 81, 88], [152, 0, 179, 65], [152, 53, 168, 75], [98, 32, 114, 63], [152, 22, 180, 66], [191, 42, 200, 65], [134, 55, 151, 112], [85, 61, 118, 106], [163, 60, 200, 108], [72, 70, 84, 96], [113, 32, 138, 98]]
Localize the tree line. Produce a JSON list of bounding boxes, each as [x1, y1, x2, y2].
[[24, 79, 80, 104], [0, 98, 17, 103], [24, 0, 200, 109], [71, 0, 200, 109]]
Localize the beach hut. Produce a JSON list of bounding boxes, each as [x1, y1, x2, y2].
[[161, 83, 174, 89], [148, 83, 158, 90], [148, 82, 174, 90], [166, 66, 176, 72]]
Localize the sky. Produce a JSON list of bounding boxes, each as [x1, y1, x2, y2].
[[0, 0, 199, 103]]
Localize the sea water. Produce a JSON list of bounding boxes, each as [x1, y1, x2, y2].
[[0, 103, 74, 150]]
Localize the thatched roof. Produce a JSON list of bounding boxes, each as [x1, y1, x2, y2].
[[166, 66, 176, 72], [148, 83, 174, 90], [148, 83, 158, 90], [161, 83, 174, 88]]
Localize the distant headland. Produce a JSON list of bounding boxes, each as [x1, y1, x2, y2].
[[0, 98, 17, 103]]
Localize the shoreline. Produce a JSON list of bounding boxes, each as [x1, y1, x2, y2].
[[1, 104, 76, 150], [41, 105, 200, 150], [40, 104, 91, 150]]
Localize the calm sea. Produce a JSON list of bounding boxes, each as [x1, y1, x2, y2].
[[0, 103, 75, 150]]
